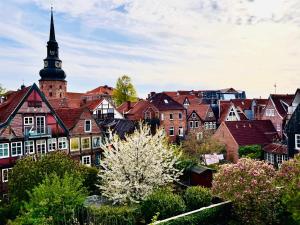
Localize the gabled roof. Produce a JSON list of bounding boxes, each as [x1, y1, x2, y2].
[[0, 86, 31, 124], [55, 107, 87, 130], [224, 120, 278, 146], [86, 85, 114, 95], [148, 93, 185, 111], [253, 98, 268, 106], [230, 99, 252, 111], [84, 99, 104, 111], [188, 104, 215, 121], [117, 101, 138, 114], [263, 143, 288, 155], [270, 94, 294, 118]]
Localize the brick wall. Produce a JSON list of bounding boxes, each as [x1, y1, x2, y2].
[[212, 123, 239, 162], [39, 80, 67, 100], [261, 100, 283, 137]]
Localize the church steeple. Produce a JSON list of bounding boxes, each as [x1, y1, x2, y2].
[[39, 8, 66, 81], [39, 8, 67, 100]]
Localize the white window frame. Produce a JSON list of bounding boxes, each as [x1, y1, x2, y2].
[[205, 122, 209, 130], [84, 120, 92, 133], [58, 137, 68, 150], [24, 140, 35, 155], [24, 117, 34, 126], [82, 155, 91, 167], [195, 121, 199, 128], [81, 137, 91, 150], [161, 113, 164, 121], [0, 143, 9, 159], [70, 138, 80, 152], [2, 168, 12, 183], [189, 121, 194, 128], [196, 132, 203, 140], [169, 126, 174, 136], [11, 142, 22, 157], [36, 116, 46, 134], [179, 127, 184, 137], [36, 139, 46, 154], [169, 113, 173, 121], [48, 138, 57, 152], [295, 134, 300, 150]]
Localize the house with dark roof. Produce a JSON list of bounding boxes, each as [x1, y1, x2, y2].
[[263, 143, 289, 167], [0, 84, 69, 194], [251, 98, 268, 120], [261, 94, 294, 138], [218, 101, 248, 123], [213, 120, 278, 162]]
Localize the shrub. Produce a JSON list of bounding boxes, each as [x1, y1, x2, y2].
[[212, 158, 282, 225], [159, 201, 232, 225], [141, 188, 186, 223], [86, 205, 139, 225], [238, 145, 262, 159], [184, 186, 212, 211]]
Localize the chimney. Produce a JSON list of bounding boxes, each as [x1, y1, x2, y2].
[[148, 92, 156, 99]]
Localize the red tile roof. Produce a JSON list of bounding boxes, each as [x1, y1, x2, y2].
[[188, 104, 215, 121], [49, 97, 82, 109], [0, 86, 31, 124], [270, 94, 294, 117], [230, 99, 252, 111], [219, 101, 232, 123], [84, 99, 104, 111], [55, 107, 86, 130], [224, 120, 278, 146], [117, 101, 138, 114], [86, 85, 114, 95], [263, 143, 288, 155]]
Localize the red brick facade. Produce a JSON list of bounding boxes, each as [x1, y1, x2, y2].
[[39, 80, 67, 100]]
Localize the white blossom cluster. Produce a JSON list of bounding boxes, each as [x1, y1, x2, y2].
[[99, 123, 181, 204]]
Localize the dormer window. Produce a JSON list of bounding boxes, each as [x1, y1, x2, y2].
[[85, 120, 92, 133], [192, 113, 196, 118]]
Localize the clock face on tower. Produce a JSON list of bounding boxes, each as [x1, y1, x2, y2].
[[55, 61, 61, 68], [44, 61, 48, 67], [50, 50, 55, 56]]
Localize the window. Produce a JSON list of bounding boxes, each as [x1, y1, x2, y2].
[[179, 112, 182, 120], [70, 138, 80, 152], [227, 108, 237, 121], [36, 116, 45, 134], [212, 122, 217, 129], [179, 127, 184, 137], [209, 122, 213, 129], [36, 140, 46, 154], [276, 124, 281, 132], [276, 154, 283, 165], [82, 155, 91, 167], [81, 137, 91, 150], [195, 121, 199, 128], [92, 136, 102, 149], [85, 120, 92, 133], [196, 132, 203, 140], [58, 137, 68, 150], [189, 121, 194, 128], [145, 111, 151, 120], [295, 134, 300, 150], [169, 113, 173, 120], [266, 109, 275, 117], [205, 122, 209, 130], [48, 138, 57, 151], [0, 143, 9, 159], [2, 168, 11, 183], [208, 112, 213, 117], [24, 117, 34, 126], [161, 113, 164, 121], [192, 113, 196, 118], [169, 127, 174, 136], [11, 142, 22, 156], [265, 152, 274, 164], [24, 141, 35, 154]]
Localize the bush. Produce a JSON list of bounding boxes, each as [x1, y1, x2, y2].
[[212, 158, 283, 225], [86, 205, 139, 225], [159, 201, 232, 225], [141, 188, 186, 223], [184, 186, 212, 211], [238, 145, 262, 159]]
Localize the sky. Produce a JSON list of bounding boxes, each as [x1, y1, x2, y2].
[[0, 0, 300, 98]]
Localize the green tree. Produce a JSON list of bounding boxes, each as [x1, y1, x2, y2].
[[112, 75, 137, 106], [12, 173, 88, 225], [238, 145, 263, 159], [0, 84, 6, 96]]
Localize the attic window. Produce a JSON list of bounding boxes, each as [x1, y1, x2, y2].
[[164, 99, 169, 104], [28, 101, 42, 108]]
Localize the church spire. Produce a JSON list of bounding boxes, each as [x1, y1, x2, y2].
[[39, 8, 66, 81], [49, 7, 56, 42]]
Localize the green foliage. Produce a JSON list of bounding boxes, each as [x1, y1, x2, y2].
[[87, 205, 139, 225], [238, 145, 262, 159], [184, 186, 212, 211], [277, 154, 300, 223], [212, 158, 283, 225], [12, 172, 88, 225], [175, 154, 198, 173], [112, 75, 137, 106], [81, 166, 100, 194], [0, 83, 6, 96], [159, 202, 232, 225], [141, 188, 186, 223]]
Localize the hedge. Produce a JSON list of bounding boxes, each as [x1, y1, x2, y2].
[[86, 205, 139, 225], [155, 201, 232, 225], [184, 186, 212, 211]]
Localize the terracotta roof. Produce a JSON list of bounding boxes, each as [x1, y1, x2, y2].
[[270, 94, 294, 117], [188, 104, 215, 121], [117, 101, 138, 114], [55, 107, 85, 130], [148, 93, 185, 111], [263, 143, 288, 155], [49, 97, 82, 109], [224, 120, 278, 146], [0, 86, 31, 124], [84, 99, 104, 111], [230, 99, 252, 111], [86, 85, 114, 95], [219, 101, 232, 123], [65, 92, 84, 99]]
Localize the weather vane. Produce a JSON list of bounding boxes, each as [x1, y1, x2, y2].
[[274, 83, 277, 94]]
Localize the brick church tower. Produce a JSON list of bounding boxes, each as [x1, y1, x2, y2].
[[39, 9, 67, 99]]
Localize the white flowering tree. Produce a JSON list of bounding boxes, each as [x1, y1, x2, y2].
[[99, 123, 182, 204]]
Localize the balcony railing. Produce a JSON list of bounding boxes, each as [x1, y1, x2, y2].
[[24, 126, 52, 139]]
